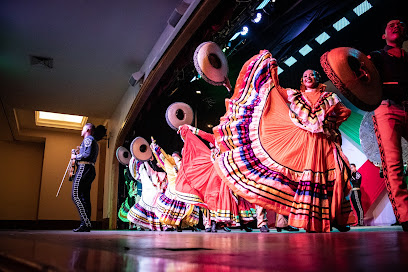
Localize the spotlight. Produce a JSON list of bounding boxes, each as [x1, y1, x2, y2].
[[240, 26, 249, 36], [251, 12, 262, 23]]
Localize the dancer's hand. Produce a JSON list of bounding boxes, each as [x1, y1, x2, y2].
[[270, 58, 278, 67]]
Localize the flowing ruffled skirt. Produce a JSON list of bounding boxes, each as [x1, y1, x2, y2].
[[155, 185, 200, 227], [213, 51, 355, 232], [175, 127, 256, 225]]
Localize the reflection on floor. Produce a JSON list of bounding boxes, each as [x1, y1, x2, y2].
[[0, 226, 407, 272]]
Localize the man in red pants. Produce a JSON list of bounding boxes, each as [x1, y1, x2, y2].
[[369, 19, 408, 231]]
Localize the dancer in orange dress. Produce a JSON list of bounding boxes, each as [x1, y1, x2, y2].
[[213, 50, 355, 232]]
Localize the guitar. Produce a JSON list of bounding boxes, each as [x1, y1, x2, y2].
[[69, 147, 80, 181]]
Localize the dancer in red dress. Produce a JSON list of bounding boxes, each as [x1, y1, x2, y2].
[[175, 125, 256, 232]]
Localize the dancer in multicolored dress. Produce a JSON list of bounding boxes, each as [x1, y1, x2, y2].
[[212, 50, 355, 232], [150, 140, 200, 231], [127, 157, 167, 231], [118, 167, 141, 225]]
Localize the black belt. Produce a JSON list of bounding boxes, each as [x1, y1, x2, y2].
[[78, 161, 95, 166]]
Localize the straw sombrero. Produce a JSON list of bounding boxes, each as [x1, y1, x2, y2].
[[130, 137, 152, 161], [194, 41, 229, 88], [116, 146, 131, 166], [165, 102, 194, 130], [320, 47, 382, 111]]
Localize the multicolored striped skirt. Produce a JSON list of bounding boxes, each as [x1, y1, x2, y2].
[[127, 198, 165, 231], [156, 186, 200, 227], [212, 50, 355, 232]]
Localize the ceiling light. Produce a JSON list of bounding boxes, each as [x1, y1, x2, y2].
[[35, 111, 88, 130], [284, 56, 297, 67], [299, 44, 313, 56], [315, 32, 330, 44], [353, 1, 372, 16], [256, 0, 271, 10], [196, 90, 201, 94], [333, 17, 350, 31], [277, 66, 284, 75]]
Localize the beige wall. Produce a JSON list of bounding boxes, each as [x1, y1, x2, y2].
[[0, 140, 44, 220], [37, 131, 99, 221], [103, 84, 141, 220], [0, 130, 101, 222]]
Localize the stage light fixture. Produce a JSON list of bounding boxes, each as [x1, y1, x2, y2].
[[240, 26, 249, 36], [251, 12, 262, 23]]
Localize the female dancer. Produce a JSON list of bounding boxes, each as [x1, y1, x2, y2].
[[150, 140, 200, 231], [127, 157, 167, 231], [175, 124, 256, 232], [212, 50, 355, 232]]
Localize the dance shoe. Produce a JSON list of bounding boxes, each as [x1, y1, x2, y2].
[[276, 226, 299, 232], [243, 226, 252, 232], [259, 225, 269, 232], [73, 224, 90, 232], [331, 222, 350, 232], [192, 226, 201, 232], [223, 227, 231, 232], [402, 221, 408, 232], [211, 221, 217, 233]]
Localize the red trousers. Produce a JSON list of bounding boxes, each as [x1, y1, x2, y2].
[[374, 100, 408, 223]]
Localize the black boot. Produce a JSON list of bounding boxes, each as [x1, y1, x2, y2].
[[401, 221, 408, 232], [73, 224, 90, 232], [331, 222, 350, 232], [276, 226, 299, 232], [242, 225, 252, 232]]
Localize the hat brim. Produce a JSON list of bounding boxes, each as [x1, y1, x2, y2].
[[130, 137, 152, 161], [194, 41, 228, 86], [116, 146, 131, 165], [320, 47, 382, 111], [165, 102, 194, 130]]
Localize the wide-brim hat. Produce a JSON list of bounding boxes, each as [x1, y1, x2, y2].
[[129, 157, 139, 180], [165, 102, 194, 130], [116, 146, 131, 166], [194, 41, 229, 86], [130, 137, 152, 161], [320, 47, 382, 111]]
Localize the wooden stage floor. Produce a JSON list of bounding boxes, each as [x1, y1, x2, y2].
[[0, 226, 407, 272]]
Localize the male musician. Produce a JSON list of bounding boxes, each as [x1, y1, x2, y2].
[[71, 123, 99, 232], [349, 164, 364, 226], [369, 19, 408, 231]]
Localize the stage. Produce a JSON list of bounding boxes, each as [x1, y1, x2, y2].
[[0, 226, 407, 271]]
